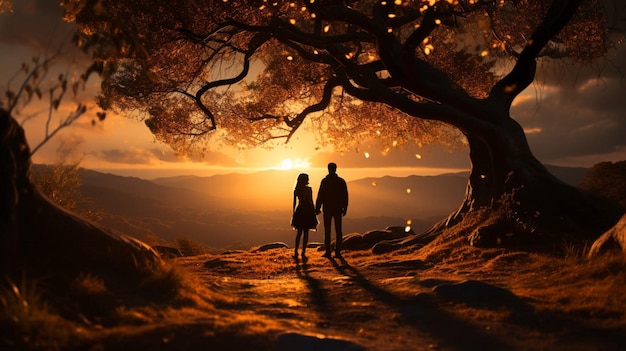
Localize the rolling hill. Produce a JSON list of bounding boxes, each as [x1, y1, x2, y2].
[[60, 165, 588, 251]]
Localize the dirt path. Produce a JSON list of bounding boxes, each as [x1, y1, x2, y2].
[[176, 248, 626, 351]]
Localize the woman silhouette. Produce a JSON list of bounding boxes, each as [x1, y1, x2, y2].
[[291, 173, 318, 262]]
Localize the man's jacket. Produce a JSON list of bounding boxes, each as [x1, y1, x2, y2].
[[316, 174, 348, 214]]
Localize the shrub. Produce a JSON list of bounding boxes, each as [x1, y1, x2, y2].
[[579, 161, 626, 208]]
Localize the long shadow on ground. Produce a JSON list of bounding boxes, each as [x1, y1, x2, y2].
[[327, 256, 514, 351]]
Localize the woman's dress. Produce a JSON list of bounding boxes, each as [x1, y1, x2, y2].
[[291, 186, 318, 230]]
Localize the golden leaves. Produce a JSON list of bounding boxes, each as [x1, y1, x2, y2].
[[0, 0, 12, 14]]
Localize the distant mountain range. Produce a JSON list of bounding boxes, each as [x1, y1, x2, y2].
[[34, 165, 590, 251]]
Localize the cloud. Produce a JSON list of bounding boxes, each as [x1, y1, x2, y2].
[[200, 151, 241, 167], [512, 45, 626, 165], [90, 145, 241, 167], [0, 0, 72, 50], [0, 0, 90, 75], [157, 148, 241, 167], [91, 147, 158, 165]]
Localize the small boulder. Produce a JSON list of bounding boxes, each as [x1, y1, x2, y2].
[[253, 242, 289, 252], [433, 280, 522, 309], [204, 257, 245, 268], [342, 228, 413, 251], [276, 332, 367, 351]]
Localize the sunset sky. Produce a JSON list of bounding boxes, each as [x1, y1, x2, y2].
[[1, 1, 625, 181]]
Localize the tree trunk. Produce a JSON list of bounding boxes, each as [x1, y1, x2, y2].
[[374, 117, 624, 254], [1, 109, 161, 280]]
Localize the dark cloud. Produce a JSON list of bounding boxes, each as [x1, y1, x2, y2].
[[513, 45, 626, 164], [91, 148, 157, 165], [0, 0, 73, 50], [91, 147, 240, 167]]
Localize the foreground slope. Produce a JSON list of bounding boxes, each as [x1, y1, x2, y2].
[[6, 237, 624, 351]]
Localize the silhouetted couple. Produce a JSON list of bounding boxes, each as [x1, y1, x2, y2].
[[291, 163, 349, 262]]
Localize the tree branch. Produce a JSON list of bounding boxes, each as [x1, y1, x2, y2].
[[284, 77, 341, 143], [489, 0, 582, 111]]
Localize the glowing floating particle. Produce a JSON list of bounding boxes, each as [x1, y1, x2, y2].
[[415, 154, 422, 159], [504, 84, 517, 93], [364, 152, 370, 159], [371, 181, 377, 187], [406, 188, 412, 194]]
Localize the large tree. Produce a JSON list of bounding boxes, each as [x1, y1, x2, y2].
[[65, 0, 623, 252]]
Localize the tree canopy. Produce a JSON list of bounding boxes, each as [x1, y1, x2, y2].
[[64, 0, 613, 154], [60, 0, 625, 251]]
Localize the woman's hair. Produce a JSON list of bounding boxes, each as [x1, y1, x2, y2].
[[295, 173, 309, 191]]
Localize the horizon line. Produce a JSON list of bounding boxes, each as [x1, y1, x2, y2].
[[85, 165, 471, 181]]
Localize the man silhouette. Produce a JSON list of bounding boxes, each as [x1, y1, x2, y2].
[[315, 162, 348, 258]]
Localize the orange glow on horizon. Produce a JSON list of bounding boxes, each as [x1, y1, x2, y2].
[[278, 158, 311, 170]]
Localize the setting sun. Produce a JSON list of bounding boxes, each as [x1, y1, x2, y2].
[[279, 158, 311, 170]]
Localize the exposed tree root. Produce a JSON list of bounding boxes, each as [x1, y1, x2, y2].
[[589, 214, 626, 258], [1, 109, 161, 282], [374, 180, 624, 256]]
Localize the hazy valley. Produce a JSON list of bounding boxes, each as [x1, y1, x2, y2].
[[70, 165, 589, 251]]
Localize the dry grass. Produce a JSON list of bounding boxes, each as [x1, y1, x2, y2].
[[3, 224, 625, 350], [0, 260, 226, 350], [0, 277, 77, 350]]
